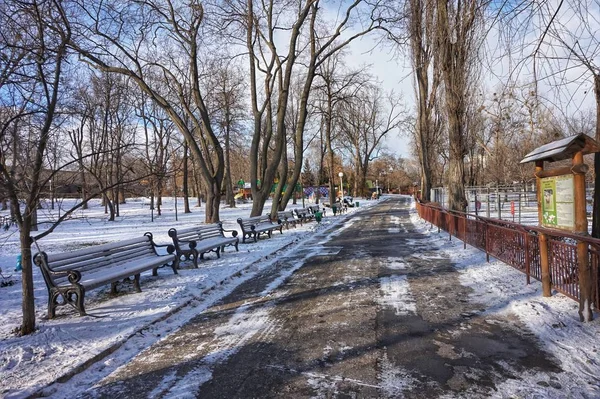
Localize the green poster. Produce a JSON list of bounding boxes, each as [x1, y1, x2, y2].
[[541, 178, 557, 226], [540, 175, 575, 230]]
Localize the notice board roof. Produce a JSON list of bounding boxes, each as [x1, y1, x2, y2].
[[520, 134, 600, 164]]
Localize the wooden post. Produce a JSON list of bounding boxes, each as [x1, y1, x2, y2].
[[524, 232, 531, 284], [463, 214, 467, 249], [573, 151, 593, 322], [485, 223, 490, 263], [536, 160, 552, 297], [486, 187, 490, 218]]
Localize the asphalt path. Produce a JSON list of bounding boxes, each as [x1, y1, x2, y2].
[[78, 196, 562, 398]]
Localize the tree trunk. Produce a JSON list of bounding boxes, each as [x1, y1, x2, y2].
[[183, 142, 191, 213], [224, 123, 235, 208], [204, 180, 221, 223], [447, 108, 467, 211], [19, 225, 35, 335], [592, 74, 600, 239]]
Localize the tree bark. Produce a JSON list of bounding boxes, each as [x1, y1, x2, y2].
[[592, 74, 600, 238], [183, 142, 191, 214]]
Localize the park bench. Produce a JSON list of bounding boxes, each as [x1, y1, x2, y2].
[[168, 222, 239, 268], [294, 208, 315, 224], [331, 201, 347, 215], [33, 233, 177, 319], [277, 210, 300, 229], [308, 204, 324, 216], [237, 215, 283, 243]]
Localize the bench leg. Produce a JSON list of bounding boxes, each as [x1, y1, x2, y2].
[[133, 274, 142, 293], [75, 288, 86, 316], [216, 247, 221, 258], [48, 290, 60, 319], [234, 241, 239, 251], [192, 251, 199, 268], [171, 257, 180, 274]]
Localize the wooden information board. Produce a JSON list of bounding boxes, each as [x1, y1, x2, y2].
[[540, 174, 575, 230]]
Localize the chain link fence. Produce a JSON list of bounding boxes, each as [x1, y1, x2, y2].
[[430, 183, 595, 225]]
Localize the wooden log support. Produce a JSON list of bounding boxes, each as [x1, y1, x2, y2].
[[524, 233, 531, 285], [534, 164, 589, 179], [573, 152, 593, 322], [539, 232, 552, 297], [485, 223, 490, 263], [535, 161, 552, 297]]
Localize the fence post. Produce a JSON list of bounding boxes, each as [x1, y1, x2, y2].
[[485, 222, 490, 263], [524, 231, 530, 284], [573, 151, 592, 322], [497, 187, 501, 220], [463, 214, 467, 249], [518, 192, 522, 224], [540, 233, 552, 297], [486, 187, 490, 218]]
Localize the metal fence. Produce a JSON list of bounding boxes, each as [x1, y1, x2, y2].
[[430, 184, 594, 225], [416, 201, 600, 311]]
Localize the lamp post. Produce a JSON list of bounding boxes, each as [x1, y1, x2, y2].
[[338, 172, 344, 200]]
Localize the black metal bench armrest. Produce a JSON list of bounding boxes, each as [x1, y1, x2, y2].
[[145, 232, 176, 254], [34, 252, 82, 284], [222, 229, 238, 237], [219, 222, 239, 237]]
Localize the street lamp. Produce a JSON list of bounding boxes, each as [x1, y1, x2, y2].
[[338, 172, 344, 200]]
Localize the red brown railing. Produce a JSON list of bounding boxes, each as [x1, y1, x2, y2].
[[416, 201, 600, 310]]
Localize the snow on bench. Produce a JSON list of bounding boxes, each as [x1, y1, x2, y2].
[[168, 222, 239, 268], [34, 233, 177, 319], [277, 210, 300, 229], [237, 215, 283, 243]]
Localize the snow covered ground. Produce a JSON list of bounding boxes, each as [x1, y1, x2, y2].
[[1, 195, 599, 398], [410, 209, 600, 398], [0, 196, 369, 398]]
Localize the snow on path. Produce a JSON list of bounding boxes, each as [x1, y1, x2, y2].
[[409, 201, 600, 397], [378, 274, 417, 317]]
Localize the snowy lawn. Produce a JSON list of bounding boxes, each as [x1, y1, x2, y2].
[[0, 197, 371, 398]]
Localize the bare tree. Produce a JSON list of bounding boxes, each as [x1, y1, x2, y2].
[[339, 85, 405, 196], [136, 91, 175, 216], [204, 60, 247, 208], [273, 1, 388, 214], [314, 55, 368, 206], [405, 0, 442, 201], [71, 1, 225, 222], [435, 0, 486, 211], [0, 0, 70, 335]]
